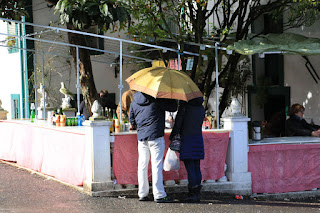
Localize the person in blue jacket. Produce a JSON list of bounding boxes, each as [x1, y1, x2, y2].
[[169, 97, 205, 203], [129, 91, 177, 203]]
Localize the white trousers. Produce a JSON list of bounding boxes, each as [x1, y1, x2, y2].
[[138, 136, 166, 200]]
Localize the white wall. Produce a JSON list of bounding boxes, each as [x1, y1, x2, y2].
[[284, 20, 320, 124], [0, 22, 23, 119]]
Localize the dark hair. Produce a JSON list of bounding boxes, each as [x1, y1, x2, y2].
[[289, 104, 305, 116], [100, 89, 109, 98]]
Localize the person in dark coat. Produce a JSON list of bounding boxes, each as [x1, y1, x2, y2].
[[79, 100, 90, 120], [169, 97, 205, 203], [285, 103, 320, 137], [79, 89, 116, 120], [99, 89, 117, 117], [129, 91, 177, 203]]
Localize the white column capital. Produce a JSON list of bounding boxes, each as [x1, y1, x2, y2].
[[222, 116, 251, 123], [83, 120, 112, 127]]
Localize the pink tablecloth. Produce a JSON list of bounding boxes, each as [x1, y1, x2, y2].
[[0, 121, 86, 186], [249, 143, 320, 193], [113, 132, 229, 185]]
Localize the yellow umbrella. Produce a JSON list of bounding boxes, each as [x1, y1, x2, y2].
[[126, 66, 203, 101]]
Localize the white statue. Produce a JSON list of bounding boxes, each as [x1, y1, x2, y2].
[[0, 99, 3, 111], [230, 97, 243, 117], [59, 82, 74, 109], [91, 100, 102, 118], [38, 83, 49, 108]]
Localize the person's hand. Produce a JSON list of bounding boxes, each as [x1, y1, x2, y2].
[[168, 117, 174, 128], [129, 123, 136, 130], [311, 131, 320, 137]]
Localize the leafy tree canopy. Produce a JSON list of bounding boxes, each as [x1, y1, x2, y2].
[[127, 0, 320, 116], [51, 0, 131, 115], [0, 0, 28, 20], [54, 0, 130, 31]]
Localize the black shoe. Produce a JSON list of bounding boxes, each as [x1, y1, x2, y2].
[[139, 196, 150, 201], [155, 196, 173, 203], [184, 185, 201, 203], [184, 194, 200, 203]]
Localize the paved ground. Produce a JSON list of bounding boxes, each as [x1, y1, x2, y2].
[[1, 161, 320, 213]]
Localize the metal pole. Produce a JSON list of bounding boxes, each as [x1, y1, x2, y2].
[[215, 42, 220, 129], [22, 20, 28, 118], [178, 44, 181, 70], [33, 53, 37, 119], [17, 21, 24, 118], [118, 41, 123, 124], [76, 47, 80, 114], [42, 52, 46, 119]]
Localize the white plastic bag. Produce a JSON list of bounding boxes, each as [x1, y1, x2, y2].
[[163, 148, 180, 171]]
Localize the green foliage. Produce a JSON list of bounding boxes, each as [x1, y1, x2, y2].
[[54, 0, 130, 31], [128, 0, 199, 43], [0, 0, 28, 20], [230, 56, 252, 98], [219, 55, 252, 104], [286, 0, 320, 28], [127, 0, 320, 116]]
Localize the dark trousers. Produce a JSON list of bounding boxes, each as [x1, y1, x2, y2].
[[183, 159, 202, 188]]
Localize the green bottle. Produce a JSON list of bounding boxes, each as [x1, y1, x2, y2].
[[113, 109, 117, 120], [30, 103, 35, 123]]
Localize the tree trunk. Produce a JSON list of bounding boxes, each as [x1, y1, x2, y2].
[[67, 24, 99, 116], [201, 58, 215, 110]]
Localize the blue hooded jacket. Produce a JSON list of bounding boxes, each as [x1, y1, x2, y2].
[[170, 97, 205, 159], [129, 92, 177, 141]]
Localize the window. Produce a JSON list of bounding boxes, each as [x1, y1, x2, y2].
[[11, 94, 20, 119], [7, 22, 19, 54]]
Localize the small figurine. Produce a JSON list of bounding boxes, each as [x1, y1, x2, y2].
[[0, 99, 3, 111], [59, 82, 74, 109], [38, 83, 49, 108], [230, 97, 243, 117], [91, 100, 102, 118], [88, 100, 105, 121]]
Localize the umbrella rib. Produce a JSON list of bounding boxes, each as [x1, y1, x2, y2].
[[145, 68, 164, 98]]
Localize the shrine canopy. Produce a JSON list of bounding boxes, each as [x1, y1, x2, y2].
[[227, 33, 320, 55]]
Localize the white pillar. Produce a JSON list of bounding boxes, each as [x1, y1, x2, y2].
[[222, 116, 252, 194], [83, 120, 113, 193]]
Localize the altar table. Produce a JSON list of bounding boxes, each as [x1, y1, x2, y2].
[[249, 137, 320, 193], [0, 120, 86, 186], [113, 131, 230, 185]]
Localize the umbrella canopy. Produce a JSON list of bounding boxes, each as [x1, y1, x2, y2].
[[227, 33, 320, 55], [126, 66, 203, 101]]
